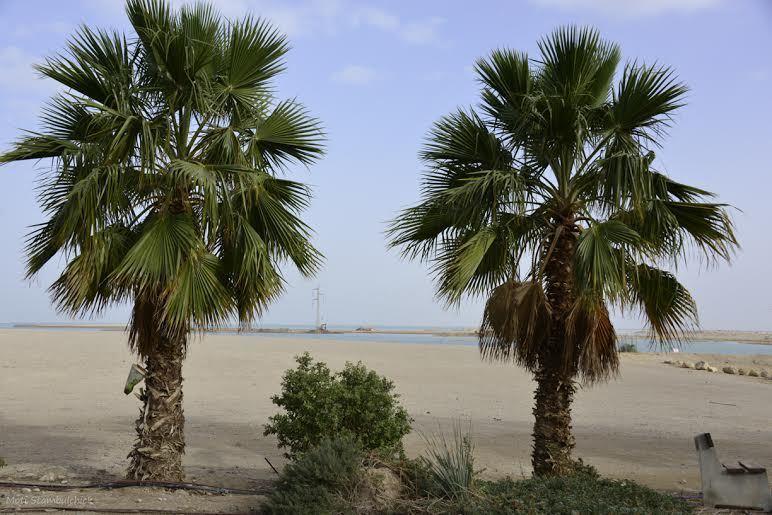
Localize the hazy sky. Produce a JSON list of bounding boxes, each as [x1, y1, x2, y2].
[[0, 0, 770, 330]]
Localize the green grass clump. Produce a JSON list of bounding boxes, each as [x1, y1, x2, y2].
[[395, 444, 690, 514], [458, 469, 692, 514], [397, 466, 691, 514], [419, 423, 476, 501], [618, 342, 638, 353]]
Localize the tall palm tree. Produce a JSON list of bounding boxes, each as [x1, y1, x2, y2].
[[0, 0, 324, 481], [388, 27, 736, 476]]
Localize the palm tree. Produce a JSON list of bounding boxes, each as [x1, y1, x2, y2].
[[0, 0, 324, 481], [388, 27, 736, 476]]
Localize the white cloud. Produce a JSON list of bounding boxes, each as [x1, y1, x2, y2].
[[254, 0, 345, 37], [400, 16, 446, 45], [77, 0, 345, 37], [204, 0, 251, 18], [352, 6, 399, 31], [350, 6, 447, 46], [78, 1, 446, 45], [529, 0, 722, 17], [154, 0, 346, 37], [331, 64, 377, 85]]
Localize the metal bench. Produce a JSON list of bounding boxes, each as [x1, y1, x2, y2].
[[694, 433, 772, 511]]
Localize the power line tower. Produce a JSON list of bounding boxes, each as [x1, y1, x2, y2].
[[312, 287, 323, 333]]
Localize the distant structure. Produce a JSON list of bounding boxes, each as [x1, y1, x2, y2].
[[312, 287, 325, 333]]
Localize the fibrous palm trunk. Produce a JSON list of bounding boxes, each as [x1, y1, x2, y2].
[[532, 361, 576, 475], [126, 311, 186, 481], [532, 219, 579, 476]]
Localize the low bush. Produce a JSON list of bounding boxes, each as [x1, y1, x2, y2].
[[263, 423, 692, 514], [264, 435, 404, 514], [465, 469, 692, 514], [396, 465, 691, 514], [264, 353, 412, 459], [618, 342, 638, 353], [394, 435, 691, 514], [263, 435, 364, 514]]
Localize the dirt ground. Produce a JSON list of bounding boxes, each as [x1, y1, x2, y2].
[[0, 329, 770, 512]]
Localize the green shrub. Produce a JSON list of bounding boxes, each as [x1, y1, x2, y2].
[[618, 342, 638, 353], [263, 435, 364, 514], [262, 430, 691, 514], [264, 353, 412, 459], [261, 415, 688, 515]]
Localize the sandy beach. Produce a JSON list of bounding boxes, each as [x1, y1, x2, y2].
[[12, 324, 772, 345], [1, 329, 770, 512]]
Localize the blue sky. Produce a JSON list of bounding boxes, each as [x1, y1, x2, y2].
[[0, 0, 770, 330]]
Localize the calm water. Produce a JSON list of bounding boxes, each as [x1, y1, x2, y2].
[[2, 323, 770, 355], [231, 331, 772, 355]]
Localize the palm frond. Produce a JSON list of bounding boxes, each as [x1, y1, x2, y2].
[[421, 109, 513, 189], [475, 48, 535, 138], [574, 220, 639, 301], [0, 134, 79, 162], [111, 212, 199, 291], [434, 226, 500, 303], [220, 213, 285, 326], [610, 62, 688, 145], [537, 25, 620, 107], [577, 138, 654, 212], [35, 26, 132, 108], [243, 100, 325, 171], [49, 225, 133, 316], [162, 248, 232, 333], [479, 281, 551, 370], [619, 199, 737, 264], [386, 201, 457, 261], [214, 15, 287, 118], [197, 125, 247, 165], [565, 296, 618, 384], [626, 262, 698, 344]]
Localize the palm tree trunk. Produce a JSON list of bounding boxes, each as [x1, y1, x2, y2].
[[531, 218, 579, 476], [126, 312, 186, 481], [532, 363, 576, 475]]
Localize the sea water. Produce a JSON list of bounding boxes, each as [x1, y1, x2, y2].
[[2, 322, 770, 355], [231, 330, 772, 356]]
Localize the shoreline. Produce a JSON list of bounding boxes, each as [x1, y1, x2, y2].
[[8, 323, 772, 345], [629, 329, 772, 345]]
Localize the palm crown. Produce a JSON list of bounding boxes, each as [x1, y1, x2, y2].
[[389, 27, 736, 384], [1, 0, 324, 356]]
